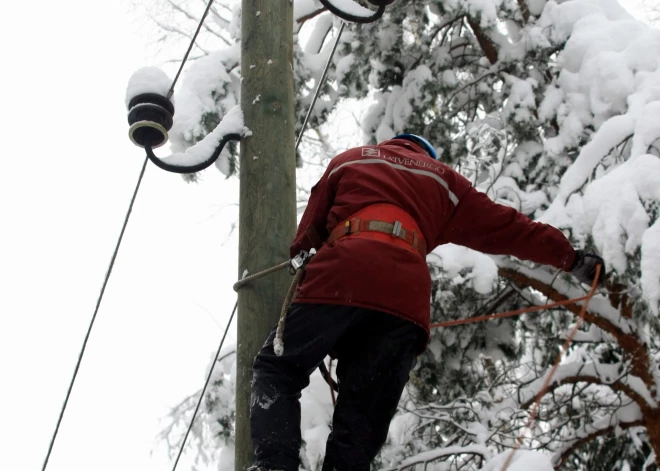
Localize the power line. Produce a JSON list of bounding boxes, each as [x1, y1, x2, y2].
[[41, 156, 148, 471], [168, 0, 217, 98], [171, 302, 236, 471], [41, 0, 218, 468]]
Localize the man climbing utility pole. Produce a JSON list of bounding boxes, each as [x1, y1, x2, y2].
[[236, 3, 296, 471]]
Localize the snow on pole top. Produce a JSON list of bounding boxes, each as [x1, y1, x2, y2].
[[125, 67, 173, 107]]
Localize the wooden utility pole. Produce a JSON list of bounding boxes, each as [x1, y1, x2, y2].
[[236, 2, 296, 471]]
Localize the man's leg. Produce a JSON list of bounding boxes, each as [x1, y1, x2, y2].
[[322, 311, 422, 471], [250, 303, 361, 471]]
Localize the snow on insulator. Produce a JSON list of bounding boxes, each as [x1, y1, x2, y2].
[[125, 66, 173, 107]]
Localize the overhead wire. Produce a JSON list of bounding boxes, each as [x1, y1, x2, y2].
[[41, 156, 149, 471], [296, 22, 345, 152], [41, 1, 217, 470], [171, 301, 237, 471]]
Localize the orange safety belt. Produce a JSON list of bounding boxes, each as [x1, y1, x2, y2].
[[326, 203, 427, 257]]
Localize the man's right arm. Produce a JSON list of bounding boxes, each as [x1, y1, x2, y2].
[[441, 186, 576, 270]]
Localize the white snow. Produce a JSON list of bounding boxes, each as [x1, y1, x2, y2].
[[527, 0, 547, 17], [482, 450, 554, 471], [519, 359, 657, 408], [300, 369, 334, 470], [502, 75, 537, 124], [294, 0, 324, 24], [398, 445, 493, 467], [372, 65, 434, 141], [153, 0, 660, 467], [430, 244, 499, 294], [168, 45, 240, 160], [531, 0, 660, 310], [642, 220, 660, 314], [160, 106, 248, 168], [542, 154, 660, 310], [304, 14, 334, 55], [125, 66, 172, 106], [583, 155, 660, 273]]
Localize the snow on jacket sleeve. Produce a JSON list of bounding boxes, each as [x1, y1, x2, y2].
[[441, 186, 576, 270], [290, 167, 335, 259]]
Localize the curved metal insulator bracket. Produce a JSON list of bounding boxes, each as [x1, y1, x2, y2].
[[317, 0, 387, 24], [144, 133, 243, 174]]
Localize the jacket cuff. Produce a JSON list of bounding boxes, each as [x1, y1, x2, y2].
[[566, 249, 581, 272]]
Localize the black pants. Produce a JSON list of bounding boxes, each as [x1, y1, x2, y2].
[[250, 303, 423, 471]]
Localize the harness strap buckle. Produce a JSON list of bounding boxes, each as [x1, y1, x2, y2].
[[344, 220, 351, 235], [392, 220, 403, 237]]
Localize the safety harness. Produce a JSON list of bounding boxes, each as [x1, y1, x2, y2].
[[327, 203, 427, 257]]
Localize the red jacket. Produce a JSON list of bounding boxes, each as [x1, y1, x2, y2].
[[291, 139, 575, 347]]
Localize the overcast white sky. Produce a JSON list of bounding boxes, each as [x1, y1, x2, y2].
[[0, 1, 240, 470], [0, 1, 654, 471]]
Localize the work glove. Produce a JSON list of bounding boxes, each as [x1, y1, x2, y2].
[[569, 250, 606, 287]]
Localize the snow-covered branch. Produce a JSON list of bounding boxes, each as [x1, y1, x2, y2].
[[519, 369, 654, 410], [499, 267, 655, 392]]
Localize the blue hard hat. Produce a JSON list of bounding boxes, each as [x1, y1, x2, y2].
[[393, 134, 438, 159]]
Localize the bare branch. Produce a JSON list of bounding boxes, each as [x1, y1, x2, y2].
[[297, 7, 327, 24], [152, 19, 211, 55], [165, 0, 231, 46]]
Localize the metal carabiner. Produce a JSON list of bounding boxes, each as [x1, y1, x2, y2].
[[289, 249, 316, 275]]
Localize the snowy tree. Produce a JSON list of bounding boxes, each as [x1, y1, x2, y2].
[[146, 0, 660, 469]]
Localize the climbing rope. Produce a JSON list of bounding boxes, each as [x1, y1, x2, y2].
[[274, 269, 306, 355], [233, 251, 314, 357], [232, 261, 292, 291], [235, 250, 604, 425], [501, 265, 601, 471], [429, 292, 595, 329], [318, 0, 393, 24]]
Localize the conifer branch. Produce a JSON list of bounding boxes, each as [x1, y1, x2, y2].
[[516, 0, 530, 23], [519, 374, 650, 411], [555, 420, 644, 468], [297, 8, 327, 24], [465, 16, 498, 64], [499, 268, 654, 392]]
